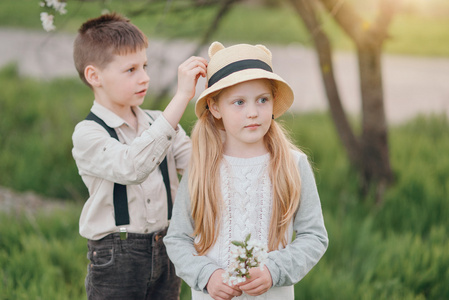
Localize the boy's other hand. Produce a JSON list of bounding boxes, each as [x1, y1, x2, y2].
[[176, 56, 207, 102], [237, 267, 272, 296], [163, 56, 207, 129], [206, 269, 242, 300]]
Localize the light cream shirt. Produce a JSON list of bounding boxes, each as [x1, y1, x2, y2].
[[72, 101, 191, 240]]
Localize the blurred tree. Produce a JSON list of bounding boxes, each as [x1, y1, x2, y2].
[[289, 0, 398, 202]]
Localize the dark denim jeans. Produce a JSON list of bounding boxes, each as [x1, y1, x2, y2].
[[85, 228, 181, 300]]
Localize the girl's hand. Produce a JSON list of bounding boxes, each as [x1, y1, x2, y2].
[[206, 269, 242, 300], [238, 267, 272, 296], [176, 56, 208, 102]]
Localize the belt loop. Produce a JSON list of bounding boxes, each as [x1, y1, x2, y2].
[[120, 227, 128, 240]]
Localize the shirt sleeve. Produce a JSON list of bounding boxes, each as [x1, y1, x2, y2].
[[265, 152, 328, 287], [171, 123, 191, 176], [72, 114, 176, 185], [163, 171, 221, 292]]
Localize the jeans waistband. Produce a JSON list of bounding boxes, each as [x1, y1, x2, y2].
[[88, 227, 168, 246]]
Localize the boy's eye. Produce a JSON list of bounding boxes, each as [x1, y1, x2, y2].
[[143, 64, 148, 70], [127, 67, 135, 73], [233, 100, 244, 106]]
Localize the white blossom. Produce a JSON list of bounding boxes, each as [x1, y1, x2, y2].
[[44, 0, 67, 14], [222, 234, 268, 286], [40, 12, 55, 32], [39, 0, 67, 31]]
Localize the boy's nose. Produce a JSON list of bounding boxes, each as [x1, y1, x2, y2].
[[141, 71, 150, 83]]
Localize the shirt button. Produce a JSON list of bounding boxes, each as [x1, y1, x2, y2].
[[167, 135, 172, 141], [147, 199, 151, 204], [144, 229, 149, 233]]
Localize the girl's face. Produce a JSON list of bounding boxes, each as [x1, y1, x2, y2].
[[209, 79, 274, 157]]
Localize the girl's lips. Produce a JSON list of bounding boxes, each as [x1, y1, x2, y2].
[[245, 124, 260, 129]]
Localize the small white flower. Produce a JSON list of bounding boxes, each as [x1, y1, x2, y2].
[[224, 234, 268, 286], [40, 12, 55, 32]]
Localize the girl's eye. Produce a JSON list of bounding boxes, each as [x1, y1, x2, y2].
[[233, 100, 244, 106], [143, 64, 148, 70], [258, 97, 269, 103], [127, 67, 135, 73]]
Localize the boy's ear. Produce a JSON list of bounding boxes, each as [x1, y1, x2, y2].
[[84, 65, 101, 87], [207, 98, 221, 119]]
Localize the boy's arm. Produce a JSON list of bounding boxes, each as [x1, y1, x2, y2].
[[163, 171, 221, 292], [163, 56, 207, 129], [72, 114, 175, 185], [265, 152, 328, 287], [144, 110, 191, 175], [171, 122, 191, 176]]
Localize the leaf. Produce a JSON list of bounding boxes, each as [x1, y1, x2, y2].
[[245, 233, 251, 243], [232, 241, 245, 247]]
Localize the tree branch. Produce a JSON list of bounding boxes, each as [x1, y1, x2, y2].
[[152, 0, 240, 108]]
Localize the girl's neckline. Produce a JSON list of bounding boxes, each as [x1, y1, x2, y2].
[[223, 153, 270, 165]]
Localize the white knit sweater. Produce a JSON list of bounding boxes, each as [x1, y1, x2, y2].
[[164, 150, 328, 300]]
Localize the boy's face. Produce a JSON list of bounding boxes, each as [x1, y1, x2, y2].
[[94, 48, 149, 112]]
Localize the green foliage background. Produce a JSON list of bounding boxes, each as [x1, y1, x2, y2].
[[1, 0, 449, 299]]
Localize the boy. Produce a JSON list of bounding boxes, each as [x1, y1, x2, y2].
[[71, 13, 207, 299]]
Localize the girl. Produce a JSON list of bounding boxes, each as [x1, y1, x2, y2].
[[164, 42, 328, 300]]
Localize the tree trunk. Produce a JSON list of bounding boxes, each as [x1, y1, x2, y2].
[[358, 45, 393, 198], [290, 0, 395, 201], [289, 0, 361, 168]]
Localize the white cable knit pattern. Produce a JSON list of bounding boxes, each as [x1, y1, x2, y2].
[[192, 153, 294, 300]]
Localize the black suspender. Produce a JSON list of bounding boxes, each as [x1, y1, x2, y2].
[[85, 111, 173, 226], [145, 113, 173, 220]]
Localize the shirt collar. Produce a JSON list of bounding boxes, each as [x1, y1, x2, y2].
[[91, 101, 150, 129]]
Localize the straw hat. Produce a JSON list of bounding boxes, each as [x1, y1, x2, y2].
[[195, 42, 294, 119]]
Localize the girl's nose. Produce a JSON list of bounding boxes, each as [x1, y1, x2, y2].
[[247, 103, 258, 118]]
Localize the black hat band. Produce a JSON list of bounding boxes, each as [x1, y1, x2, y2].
[[208, 59, 273, 87]]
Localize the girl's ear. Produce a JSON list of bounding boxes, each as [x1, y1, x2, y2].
[[84, 65, 101, 87], [207, 98, 222, 119]]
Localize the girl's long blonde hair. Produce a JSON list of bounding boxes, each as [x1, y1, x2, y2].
[[189, 83, 301, 256]]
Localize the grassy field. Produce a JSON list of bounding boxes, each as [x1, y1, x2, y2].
[[0, 0, 449, 57], [0, 63, 448, 299]]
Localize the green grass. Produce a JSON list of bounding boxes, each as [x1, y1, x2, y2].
[[0, 0, 449, 57], [1, 64, 448, 299]]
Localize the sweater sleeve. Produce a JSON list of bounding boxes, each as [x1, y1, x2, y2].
[[265, 152, 328, 287], [163, 170, 221, 292]]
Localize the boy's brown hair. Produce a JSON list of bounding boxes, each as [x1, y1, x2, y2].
[[73, 13, 148, 88]]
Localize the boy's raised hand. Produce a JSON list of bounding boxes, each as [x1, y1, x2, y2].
[[206, 269, 242, 300], [237, 267, 272, 296], [163, 56, 207, 129], [176, 56, 208, 102]]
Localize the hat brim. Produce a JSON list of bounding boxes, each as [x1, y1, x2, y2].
[[195, 69, 294, 119]]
